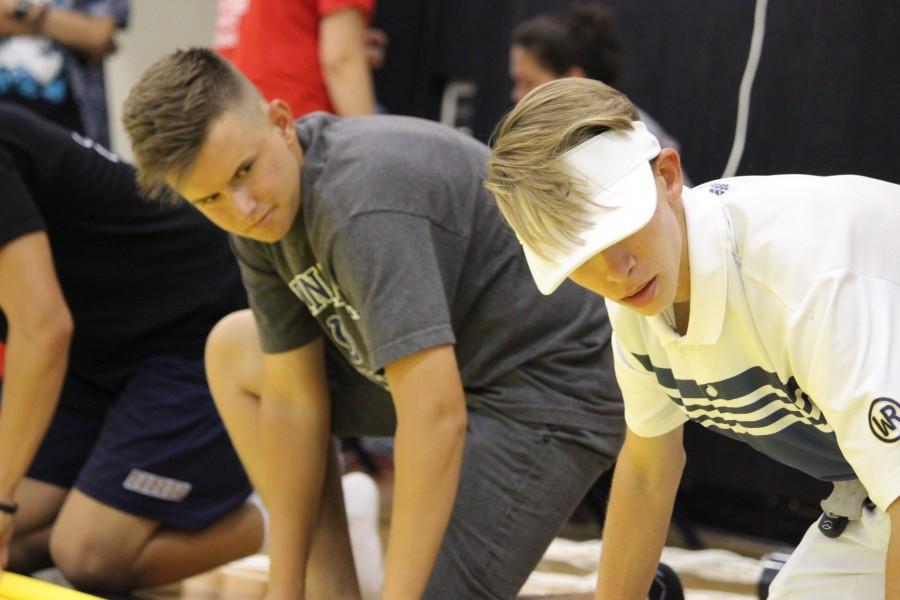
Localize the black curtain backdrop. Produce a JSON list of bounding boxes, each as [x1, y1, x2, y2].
[[373, 0, 900, 185]]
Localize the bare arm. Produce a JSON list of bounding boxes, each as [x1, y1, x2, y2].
[[0, 0, 118, 60], [319, 7, 376, 116], [0, 232, 72, 567], [885, 497, 900, 598], [381, 344, 468, 600], [258, 338, 332, 599], [596, 425, 685, 600]]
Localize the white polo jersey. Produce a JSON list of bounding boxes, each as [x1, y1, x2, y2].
[[609, 175, 900, 510]]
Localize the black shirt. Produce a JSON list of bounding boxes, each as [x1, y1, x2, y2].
[[0, 103, 247, 372]]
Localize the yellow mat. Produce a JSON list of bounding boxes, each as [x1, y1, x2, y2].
[[0, 572, 102, 600]]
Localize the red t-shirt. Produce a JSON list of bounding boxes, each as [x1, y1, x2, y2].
[[215, 0, 374, 117]]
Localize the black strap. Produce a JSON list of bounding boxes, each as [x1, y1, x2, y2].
[[0, 500, 18, 515]]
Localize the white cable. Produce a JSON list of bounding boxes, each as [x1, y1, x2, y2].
[[721, 0, 769, 178]]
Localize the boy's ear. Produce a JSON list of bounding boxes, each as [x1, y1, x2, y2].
[[654, 148, 684, 198], [265, 98, 294, 132]]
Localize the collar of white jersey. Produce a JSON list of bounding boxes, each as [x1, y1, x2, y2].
[[646, 185, 728, 346]]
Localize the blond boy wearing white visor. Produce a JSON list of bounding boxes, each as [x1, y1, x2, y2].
[[486, 77, 900, 600]]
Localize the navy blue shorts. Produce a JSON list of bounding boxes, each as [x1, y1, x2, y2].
[[26, 356, 252, 531]]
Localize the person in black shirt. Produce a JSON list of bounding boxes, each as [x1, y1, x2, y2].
[[0, 103, 262, 592]]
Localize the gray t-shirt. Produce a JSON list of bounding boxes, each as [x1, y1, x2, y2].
[[231, 113, 622, 432]]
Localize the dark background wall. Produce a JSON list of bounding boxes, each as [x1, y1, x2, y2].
[[373, 0, 900, 185], [371, 0, 899, 545]]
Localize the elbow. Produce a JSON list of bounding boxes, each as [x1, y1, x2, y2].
[[618, 435, 686, 490], [402, 399, 468, 444], [445, 409, 468, 451], [25, 305, 74, 355], [654, 443, 686, 484], [83, 35, 115, 60], [320, 58, 341, 82], [78, 21, 118, 60], [320, 51, 359, 80], [664, 447, 686, 490], [43, 308, 74, 354], [670, 444, 687, 474], [443, 408, 468, 442]]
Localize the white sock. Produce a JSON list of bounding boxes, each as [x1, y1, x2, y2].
[[245, 490, 269, 552], [342, 471, 384, 600]]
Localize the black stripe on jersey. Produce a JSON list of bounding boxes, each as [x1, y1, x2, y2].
[[633, 353, 827, 429]]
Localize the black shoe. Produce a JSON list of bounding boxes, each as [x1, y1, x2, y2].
[[649, 562, 684, 600]]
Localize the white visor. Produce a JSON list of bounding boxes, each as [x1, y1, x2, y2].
[[521, 121, 661, 294]]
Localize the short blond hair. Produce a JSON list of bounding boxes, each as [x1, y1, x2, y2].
[[485, 77, 639, 258], [122, 47, 263, 202]]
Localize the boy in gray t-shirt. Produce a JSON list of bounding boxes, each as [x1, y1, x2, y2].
[[123, 48, 624, 600]]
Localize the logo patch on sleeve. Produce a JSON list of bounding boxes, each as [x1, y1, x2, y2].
[[868, 398, 900, 443]]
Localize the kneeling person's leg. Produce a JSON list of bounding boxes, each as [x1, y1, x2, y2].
[[424, 407, 622, 599], [10, 372, 109, 573], [9, 479, 68, 573], [49, 356, 257, 592], [204, 309, 268, 494], [207, 312, 389, 598]]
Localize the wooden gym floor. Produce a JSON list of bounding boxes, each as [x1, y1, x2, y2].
[[22, 459, 786, 600]]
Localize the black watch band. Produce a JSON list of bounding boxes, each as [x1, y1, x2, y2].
[[0, 499, 18, 515], [11, 0, 32, 20]]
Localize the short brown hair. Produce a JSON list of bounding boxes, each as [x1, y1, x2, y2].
[[485, 77, 638, 258], [122, 47, 262, 201]]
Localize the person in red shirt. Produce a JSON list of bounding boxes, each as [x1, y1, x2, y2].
[[215, 0, 377, 117]]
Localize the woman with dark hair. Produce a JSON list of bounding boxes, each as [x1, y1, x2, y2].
[[509, 1, 688, 178]]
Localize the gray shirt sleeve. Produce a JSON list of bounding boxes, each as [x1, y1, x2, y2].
[[230, 235, 321, 353], [329, 211, 457, 370]]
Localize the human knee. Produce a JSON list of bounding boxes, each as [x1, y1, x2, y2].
[[205, 309, 262, 387], [49, 530, 135, 592], [206, 309, 257, 362]]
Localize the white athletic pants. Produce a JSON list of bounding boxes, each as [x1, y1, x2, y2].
[[768, 505, 888, 599]]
